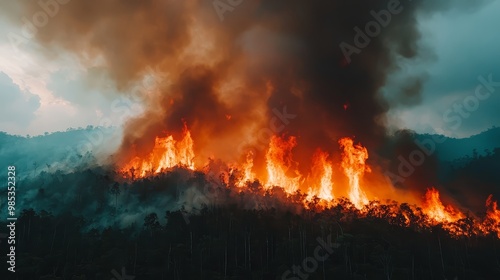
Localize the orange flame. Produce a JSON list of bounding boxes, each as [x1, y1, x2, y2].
[[423, 187, 464, 224], [483, 195, 500, 238], [307, 150, 334, 202], [122, 124, 195, 178], [339, 137, 369, 209], [118, 129, 500, 239], [265, 135, 302, 193], [238, 151, 255, 187]]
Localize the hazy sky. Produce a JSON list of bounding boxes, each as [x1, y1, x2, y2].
[[0, 1, 499, 138], [385, 1, 500, 138]]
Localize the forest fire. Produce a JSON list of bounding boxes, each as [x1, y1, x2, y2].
[[481, 195, 500, 238], [265, 135, 302, 194], [3, 0, 500, 277], [237, 151, 255, 188], [423, 187, 465, 224], [339, 137, 370, 209], [119, 125, 500, 239], [306, 150, 334, 203], [120, 123, 195, 178]]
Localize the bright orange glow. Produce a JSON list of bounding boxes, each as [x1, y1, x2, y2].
[[339, 137, 369, 209], [238, 151, 255, 187], [122, 124, 195, 178], [118, 130, 500, 239], [307, 150, 334, 202], [265, 135, 302, 193], [423, 187, 464, 224], [483, 195, 500, 238]]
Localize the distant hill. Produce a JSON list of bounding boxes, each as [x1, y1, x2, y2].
[[414, 126, 500, 162], [378, 127, 500, 211], [0, 127, 119, 178]]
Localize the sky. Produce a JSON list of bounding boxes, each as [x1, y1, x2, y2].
[[385, 0, 500, 138], [0, 1, 499, 138]]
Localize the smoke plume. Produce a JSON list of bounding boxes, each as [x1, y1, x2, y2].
[[2, 0, 493, 196]]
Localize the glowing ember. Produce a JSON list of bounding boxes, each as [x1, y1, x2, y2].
[[122, 124, 195, 178], [265, 135, 302, 193], [339, 137, 369, 209], [423, 187, 464, 224]]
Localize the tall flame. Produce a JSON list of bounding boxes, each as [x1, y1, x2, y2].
[[118, 130, 500, 239], [423, 187, 464, 224], [265, 135, 302, 193], [307, 150, 334, 202], [122, 124, 195, 178], [238, 151, 255, 187], [339, 137, 369, 209], [483, 195, 500, 238]]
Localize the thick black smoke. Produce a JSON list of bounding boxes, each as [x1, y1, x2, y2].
[[1, 0, 494, 203]]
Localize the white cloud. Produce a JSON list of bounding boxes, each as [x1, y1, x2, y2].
[[0, 23, 144, 135], [0, 71, 40, 133]]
